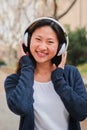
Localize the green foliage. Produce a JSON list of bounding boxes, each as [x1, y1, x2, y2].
[[78, 63, 87, 77], [66, 27, 87, 66], [0, 60, 6, 66]]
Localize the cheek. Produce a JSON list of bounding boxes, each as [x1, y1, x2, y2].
[[29, 43, 32, 53], [30, 40, 36, 53], [50, 45, 58, 56]]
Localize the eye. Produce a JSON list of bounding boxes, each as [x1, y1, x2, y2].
[[35, 37, 41, 41], [48, 40, 54, 44]]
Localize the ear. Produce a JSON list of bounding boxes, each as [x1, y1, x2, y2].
[[57, 43, 67, 56]]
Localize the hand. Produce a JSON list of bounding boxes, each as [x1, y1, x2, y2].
[[58, 51, 67, 69], [52, 51, 67, 72], [17, 41, 29, 59]]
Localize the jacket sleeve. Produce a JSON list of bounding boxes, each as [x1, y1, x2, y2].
[[4, 56, 34, 116], [51, 66, 87, 121]]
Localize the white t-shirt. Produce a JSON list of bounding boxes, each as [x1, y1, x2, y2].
[[33, 80, 69, 130]]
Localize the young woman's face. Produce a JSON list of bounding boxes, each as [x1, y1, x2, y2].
[[30, 26, 59, 64]]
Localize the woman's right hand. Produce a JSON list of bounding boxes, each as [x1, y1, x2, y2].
[[17, 41, 29, 59]]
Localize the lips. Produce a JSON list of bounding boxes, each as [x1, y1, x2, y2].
[[36, 50, 48, 57]]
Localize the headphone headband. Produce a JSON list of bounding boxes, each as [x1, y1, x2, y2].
[[30, 17, 66, 33]]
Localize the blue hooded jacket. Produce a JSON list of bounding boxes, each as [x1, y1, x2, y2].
[[4, 56, 87, 130]]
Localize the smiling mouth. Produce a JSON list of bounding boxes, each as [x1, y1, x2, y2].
[[36, 51, 48, 57]]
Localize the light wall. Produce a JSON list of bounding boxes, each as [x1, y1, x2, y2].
[[60, 0, 87, 30]]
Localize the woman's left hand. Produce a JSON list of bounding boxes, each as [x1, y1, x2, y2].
[[58, 51, 67, 69]]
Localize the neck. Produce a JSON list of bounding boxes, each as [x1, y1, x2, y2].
[[35, 62, 52, 74], [34, 62, 53, 82]]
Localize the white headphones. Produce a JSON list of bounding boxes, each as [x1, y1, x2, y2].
[[23, 17, 69, 56]]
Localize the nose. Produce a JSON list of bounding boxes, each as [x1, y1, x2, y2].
[[38, 42, 47, 50]]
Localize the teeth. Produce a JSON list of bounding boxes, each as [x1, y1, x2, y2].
[[37, 51, 47, 57]]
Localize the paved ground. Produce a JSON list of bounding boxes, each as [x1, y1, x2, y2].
[[0, 68, 19, 130], [0, 67, 87, 130], [0, 92, 19, 130]]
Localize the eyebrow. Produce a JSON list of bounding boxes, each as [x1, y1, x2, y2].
[[34, 35, 55, 40]]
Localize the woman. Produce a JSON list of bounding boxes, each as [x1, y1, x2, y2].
[[4, 17, 87, 130]]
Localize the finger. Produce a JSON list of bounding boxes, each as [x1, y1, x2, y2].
[[62, 51, 67, 58], [58, 51, 67, 69], [61, 52, 67, 63]]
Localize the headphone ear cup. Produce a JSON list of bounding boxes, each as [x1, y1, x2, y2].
[[57, 43, 67, 56], [22, 32, 29, 53], [23, 32, 28, 47]]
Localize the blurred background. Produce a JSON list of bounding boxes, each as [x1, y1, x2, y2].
[[0, 0, 87, 130]]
